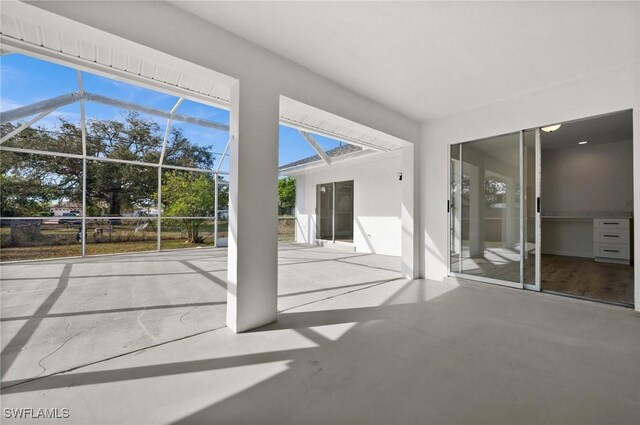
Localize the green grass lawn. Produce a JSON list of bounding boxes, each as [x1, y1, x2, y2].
[[0, 218, 294, 262], [0, 239, 220, 262]]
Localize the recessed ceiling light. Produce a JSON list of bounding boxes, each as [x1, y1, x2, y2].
[[578, 141, 588, 145], [541, 124, 561, 133]]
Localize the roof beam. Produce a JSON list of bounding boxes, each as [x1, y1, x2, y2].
[[0, 90, 229, 132], [0, 108, 56, 144], [298, 130, 332, 166], [282, 117, 387, 152], [159, 97, 185, 164], [215, 136, 232, 174], [84, 92, 228, 132], [0, 92, 81, 125]]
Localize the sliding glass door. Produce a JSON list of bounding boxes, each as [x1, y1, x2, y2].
[[316, 180, 354, 242], [316, 183, 334, 240], [523, 129, 541, 290], [450, 111, 633, 301], [449, 132, 523, 287], [334, 180, 354, 242]]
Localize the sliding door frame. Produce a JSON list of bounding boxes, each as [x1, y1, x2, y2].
[[447, 143, 462, 274], [519, 130, 525, 285], [447, 131, 525, 289], [449, 110, 634, 302], [315, 180, 354, 244], [524, 128, 542, 291]]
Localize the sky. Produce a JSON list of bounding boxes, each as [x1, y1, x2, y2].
[[0, 53, 344, 173]]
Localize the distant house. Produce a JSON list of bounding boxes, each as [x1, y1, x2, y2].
[[49, 203, 83, 217]]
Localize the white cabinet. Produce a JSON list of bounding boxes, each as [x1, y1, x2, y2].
[[594, 218, 631, 264]]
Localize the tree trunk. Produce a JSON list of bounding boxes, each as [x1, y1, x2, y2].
[[185, 220, 201, 243], [109, 191, 121, 215]]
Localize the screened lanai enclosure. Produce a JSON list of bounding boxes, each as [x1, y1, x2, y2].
[[0, 53, 234, 262]]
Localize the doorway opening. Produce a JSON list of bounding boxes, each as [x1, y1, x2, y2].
[[316, 180, 354, 243], [539, 111, 634, 305], [449, 110, 634, 307]]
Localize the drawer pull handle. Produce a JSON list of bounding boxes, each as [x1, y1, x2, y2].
[[604, 249, 620, 253], [604, 234, 620, 237], [603, 222, 619, 225]]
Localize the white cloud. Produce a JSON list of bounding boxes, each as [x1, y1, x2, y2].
[[0, 98, 24, 112], [0, 65, 25, 83]]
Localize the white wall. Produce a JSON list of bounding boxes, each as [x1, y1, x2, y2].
[[420, 61, 640, 309], [292, 152, 403, 256], [542, 140, 634, 215], [540, 138, 634, 259]]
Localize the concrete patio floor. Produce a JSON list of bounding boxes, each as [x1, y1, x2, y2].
[[1, 245, 639, 424], [0, 244, 401, 386]]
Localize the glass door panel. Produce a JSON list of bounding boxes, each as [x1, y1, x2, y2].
[[456, 132, 522, 285], [523, 129, 541, 289], [316, 183, 333, 240], [450, 144, 462, 273], [334, 180, 354, 242]]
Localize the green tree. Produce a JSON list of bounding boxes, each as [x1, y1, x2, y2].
[[278, 176, 296, 215], [0, 147, 82, 217], [160, 171, 214, 243], [1, 112, 218, 217], [216, 175, 229, 210], [86, 112, 214, 216]]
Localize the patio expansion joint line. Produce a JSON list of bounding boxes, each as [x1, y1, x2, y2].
[[1, 272, 405, 391]]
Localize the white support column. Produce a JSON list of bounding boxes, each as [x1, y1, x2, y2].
[[401, 144, 419, 279], [226, 80, 279, 333]]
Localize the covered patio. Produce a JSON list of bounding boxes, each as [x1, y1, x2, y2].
[[0, 243, 401, 387], [1, 253, 637, 424]]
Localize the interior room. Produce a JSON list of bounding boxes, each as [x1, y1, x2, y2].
[[539, 111, 634, 305]]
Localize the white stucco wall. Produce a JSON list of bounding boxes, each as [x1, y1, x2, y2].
[[290, 152, 403, 256]]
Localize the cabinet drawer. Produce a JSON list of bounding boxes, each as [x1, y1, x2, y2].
[[595, 243, 630, 260], [594, 218, 629, 229], [594, 229, 630, 244]]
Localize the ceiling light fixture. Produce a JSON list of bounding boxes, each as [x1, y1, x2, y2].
[[541, 124, 561, 133], [578, 141, 588, 145]]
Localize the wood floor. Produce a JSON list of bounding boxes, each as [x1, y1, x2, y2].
[[452, 250, 634, 305], [541, 254, 634, 305]]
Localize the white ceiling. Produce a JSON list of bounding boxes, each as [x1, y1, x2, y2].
[[171, 1, 639, 122], [541, 110, 633, 150]]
